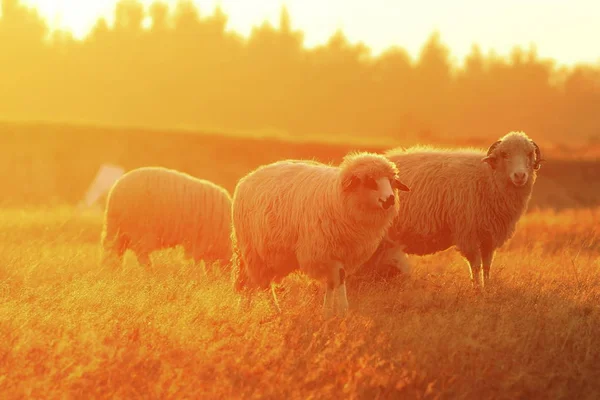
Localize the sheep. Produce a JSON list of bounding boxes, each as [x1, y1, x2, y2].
[[352, 235, 413, 282], [362, 131, 544, 288], [100, 166, 233, 271], [230, 151, 410, 318]]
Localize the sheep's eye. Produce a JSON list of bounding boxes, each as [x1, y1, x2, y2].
[[364, 176, 378, 190], [500, 151, 508, 159]]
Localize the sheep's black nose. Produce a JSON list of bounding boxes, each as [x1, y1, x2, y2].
[[382, 194, 395, 210], [513, 172, 526, 181]]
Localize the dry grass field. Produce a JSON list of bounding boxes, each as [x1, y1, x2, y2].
[[0, 122, 599, 399], [2, 2, 600, 397], [0, 203, 599, 399]]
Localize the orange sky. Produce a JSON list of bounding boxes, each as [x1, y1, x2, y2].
[[16, 0, 600, 66]]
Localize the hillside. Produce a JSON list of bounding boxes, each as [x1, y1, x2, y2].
[[0, 120, 598, 210]]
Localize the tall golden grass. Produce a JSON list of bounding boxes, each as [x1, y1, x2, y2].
[[0, 117, 598, 398], [0, 203, 598, 398]]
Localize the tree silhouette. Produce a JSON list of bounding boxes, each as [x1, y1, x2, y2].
[[0, 0, 599, 144]]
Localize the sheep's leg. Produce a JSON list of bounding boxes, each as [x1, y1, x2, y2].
[[184, 246, 193, 261], [323, 279, 336, 319], [237, 289, 253, 313], [298, 256, 341, 318], [269, 283, 282, 314], [100, 248, 125, 270], [481, 248, 495, 288], [336, 278, 349, 316], [185, 246, 205, 271], [463, 249, 483, 289], [322, 261, 348, 318], [384, 244, 412, 277], [197, 255, 212, 277], [234, 261, 250, 293], [479, 236, 496, 288], [136, 251, 152, 271], [334, 263, 349, 316], [100, 232, 127, 270], [233, 253, 260, 313]]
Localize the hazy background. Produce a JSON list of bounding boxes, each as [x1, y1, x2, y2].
[[0, 0, 599, 206]]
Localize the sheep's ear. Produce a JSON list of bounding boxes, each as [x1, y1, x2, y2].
[[482, 140, 501, 169], [392, 177, 410, 192], [481, 155, 497, 169], [342, 174, 361, 192], [531, 140, 544, 171]]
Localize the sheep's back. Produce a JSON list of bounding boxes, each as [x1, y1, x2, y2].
[[105, 167, 220, 249], [233, 161, 337, 259], [386, 151, 490, 253]]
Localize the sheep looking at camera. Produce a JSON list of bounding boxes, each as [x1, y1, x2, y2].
[[362, 131, 544, 288], [231, 151, 410, 317]]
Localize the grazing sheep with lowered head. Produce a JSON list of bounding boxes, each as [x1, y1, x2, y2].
[[362, 131, 544, 288], [101, 166, 233, 270], [231, 151, 410, 317]]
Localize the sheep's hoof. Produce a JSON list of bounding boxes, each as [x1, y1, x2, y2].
[[482, 271, 491, 289], [470, 278, 483, 290], [322, 307, 335, 320], [336, 302, 349, 317]]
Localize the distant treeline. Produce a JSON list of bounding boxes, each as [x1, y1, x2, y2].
[[0, 0, 599, 143]]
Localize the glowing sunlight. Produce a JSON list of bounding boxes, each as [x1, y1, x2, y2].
[[20, 0, 600, 66], [2, 0, 600, 398]]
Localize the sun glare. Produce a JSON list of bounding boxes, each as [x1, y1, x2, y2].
[[16, 0, 600, 66]]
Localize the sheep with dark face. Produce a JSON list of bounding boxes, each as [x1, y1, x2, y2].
[[231, 151, 410, 317], [362, 131, 544, 288]]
